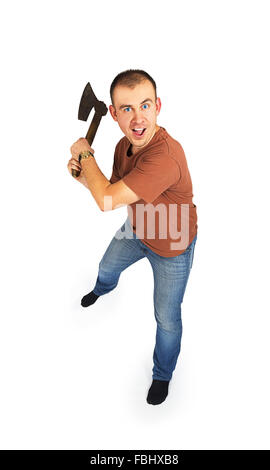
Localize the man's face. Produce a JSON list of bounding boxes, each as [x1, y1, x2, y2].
[[109, 80, 161, 153]]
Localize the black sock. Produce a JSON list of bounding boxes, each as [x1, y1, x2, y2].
[[81, 290, 100, 307], [146, 379, 170, 405]]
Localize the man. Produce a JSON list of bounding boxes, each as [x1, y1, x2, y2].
[[67, 69, 198, 405]]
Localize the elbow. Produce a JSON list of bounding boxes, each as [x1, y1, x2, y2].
[[100, 189, 114, 212], [97, 196, 107, 212], [99, 199, 114, 212], [99, 198, 107, 212], [100, 203, 114, 212]]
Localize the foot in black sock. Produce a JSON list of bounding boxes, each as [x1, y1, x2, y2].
[[81, 290, 100, 307], [146, 379, 169, 405]]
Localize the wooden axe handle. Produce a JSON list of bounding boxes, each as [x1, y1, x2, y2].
[[72, 112, 103, 178], [85, 112, 102, 146]]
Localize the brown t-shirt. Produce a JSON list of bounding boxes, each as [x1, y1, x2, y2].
[[110, 126, 198, 257]]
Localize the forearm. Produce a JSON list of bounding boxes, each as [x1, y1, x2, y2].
[[80, 156, 111, 211]]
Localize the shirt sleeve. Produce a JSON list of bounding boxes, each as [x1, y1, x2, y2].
[[109, 146, 121, 184], [122, 151, 181, 203]]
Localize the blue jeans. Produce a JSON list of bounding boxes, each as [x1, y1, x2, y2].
[[93, 216, 197, 381]]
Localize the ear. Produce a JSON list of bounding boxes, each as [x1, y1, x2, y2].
[[109, 104, 118, 122], [155, 97, 161, 115]]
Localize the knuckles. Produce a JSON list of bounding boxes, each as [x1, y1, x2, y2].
[[69, 138, 93, 156]]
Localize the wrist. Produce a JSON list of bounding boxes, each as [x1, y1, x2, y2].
[[79, 150, 95, 163]]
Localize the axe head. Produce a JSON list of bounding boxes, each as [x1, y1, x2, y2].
[[78, 82, 108, 121]]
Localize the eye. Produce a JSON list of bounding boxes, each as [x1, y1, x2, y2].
[[142, 103, 149, 109], [124, 107, 131, 112]]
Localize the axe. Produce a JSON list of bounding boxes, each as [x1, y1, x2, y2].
[[72, 82, 108, 177]]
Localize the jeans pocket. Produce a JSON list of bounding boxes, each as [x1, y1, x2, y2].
[[116, 218, 134, 239], [114, 221, 126, 239]]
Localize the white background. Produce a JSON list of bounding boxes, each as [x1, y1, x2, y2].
[[0, 0, 269, 450]]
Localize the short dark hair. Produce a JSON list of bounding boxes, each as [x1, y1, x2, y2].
[[110, 69, 157, 108]]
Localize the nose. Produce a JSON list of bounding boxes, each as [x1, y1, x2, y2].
[[132, 108, 145, 125]]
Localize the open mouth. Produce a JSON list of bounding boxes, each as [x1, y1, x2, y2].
[[132, 128, 146, 137]]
